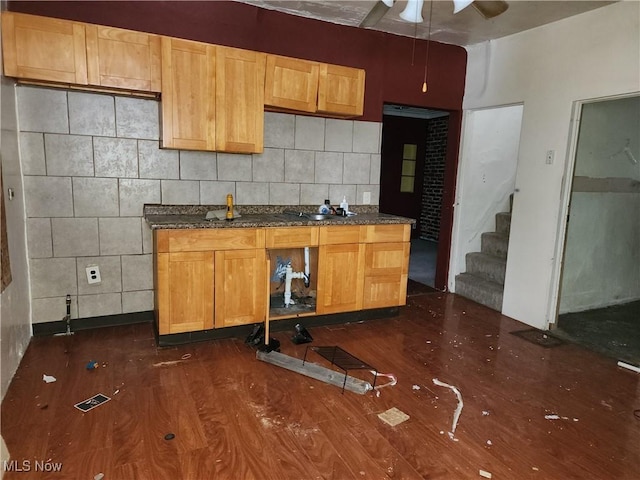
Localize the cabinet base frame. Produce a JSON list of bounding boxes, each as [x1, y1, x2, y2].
[[155, 306, 400, 347]]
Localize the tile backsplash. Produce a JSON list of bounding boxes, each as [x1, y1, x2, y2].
[[18, 86, 382, 323]]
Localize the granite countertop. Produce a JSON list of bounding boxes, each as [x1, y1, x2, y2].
[[144, 204, 416, 229]]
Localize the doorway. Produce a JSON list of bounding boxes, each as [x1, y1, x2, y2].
[[554, 95, 640, 365], [379, 105, 450, 289]]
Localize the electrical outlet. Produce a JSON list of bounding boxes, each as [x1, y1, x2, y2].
[[85, 266, 101, 285], [546, 150, 555, 165], [363, 191, 371, 205]]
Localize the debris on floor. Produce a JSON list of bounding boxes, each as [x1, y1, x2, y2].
[[617, 361, 640, 373], [545, 414, 579, 421], [94, 473, 105, 480], [433, 378, 464, 440], [164, 433, 175, 440], [372, 371, 397, 396], [42, 374, 56, 383], [86, 360, 99, 370], [479, 469, 493, 478], [378, 407, 409, 427], [412, 384, 421, 390], [74, 393, 111, 412], [482, 410, 490, 416]]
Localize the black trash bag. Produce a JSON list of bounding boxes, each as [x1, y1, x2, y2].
[[291, 323, 313, 344]]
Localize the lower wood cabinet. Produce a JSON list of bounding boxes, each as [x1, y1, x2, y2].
[[363, 242, 410, 309], [154, 223, 410, 335], [156, 251, 214, 334], [316, 243, 365, 315], [214, 249, 266, 328]]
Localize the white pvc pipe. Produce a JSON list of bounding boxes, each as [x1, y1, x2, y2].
[[304, 247, 310, 287]]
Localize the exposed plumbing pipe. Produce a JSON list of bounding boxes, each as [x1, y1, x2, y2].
[[284, 247, 311, 307]]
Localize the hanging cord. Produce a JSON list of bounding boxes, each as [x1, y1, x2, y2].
[[422, 0, 434, 92]]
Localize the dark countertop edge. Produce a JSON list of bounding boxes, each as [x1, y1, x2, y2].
[[145, 212, 416, 230]]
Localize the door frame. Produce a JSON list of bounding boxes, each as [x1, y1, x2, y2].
[[379, 105, 462, 291], [547, 92, 640, 329]]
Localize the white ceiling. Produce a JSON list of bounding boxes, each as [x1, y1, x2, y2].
[[236, 0, 616, 46]]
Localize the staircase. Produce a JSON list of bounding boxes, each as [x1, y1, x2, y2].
[[455, 210, 511, 312]]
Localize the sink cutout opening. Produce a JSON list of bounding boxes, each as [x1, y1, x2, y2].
[[268, 247, 318, 319]]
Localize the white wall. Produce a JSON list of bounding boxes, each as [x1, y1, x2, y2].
[[0, 78, 32, 399], [460, 1, 640, 329], [559, 96, 640, 313], [450, 104, 522, 280]]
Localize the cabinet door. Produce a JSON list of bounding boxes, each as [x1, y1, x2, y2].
[[316, 244, 365, 314], [215, 249, 266, 328], [264, 54, 319, 113], [363, 242, 410, 309], [216, 46, 266, 153], [161, 36, 216, 151], [1, 12, 87, 84], [156, 252, 214, 335], [86, 25, 160, 92], [317, 64, 365, 117]]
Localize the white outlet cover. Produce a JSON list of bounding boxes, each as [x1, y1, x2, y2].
[[86, 266, 101, 284]]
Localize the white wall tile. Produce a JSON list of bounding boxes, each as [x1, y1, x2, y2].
[[353, 121, 381, 154], [295, 116, 325, 151], [161, 180, 200, 204], [94, 137, 138, 178], [253, 148, 284, 182], [200, 181, 235, 205], [122, 290, 154, 313], [27, 218, 52, 258], [264, 112, 295, 149], [52, 218, 99, 257], [236, 182, 268, 205], [218, 153, 252, 181], [17, 86, 68, 134], [142, 222, 153, 254], [78, 293, 122, 318], [284, 150, 315, 183], [121, 254, 153, 291], [300, 184, 329, 205], [19, 132, 46, 175], [77, 255, 122, 295], [329, 185, 357, 207], [180, 151, 217, 180], [24, 176, 73, 217], [30, 257, 77, 298], [45, 134, 94, 177], [314, 152, 343, 184], [119, 179, 161, 216], [325, 119, 353, 152], [138, 140, 179, 179], [343, 153, 371, 185], [370, 153, 381, 184], [99, 218, 143, 255], [68, 91, 115, 136], [32, 295, 78, 323], [73, 178, 119, 217], [269, 183, 300, 205], [115, 97, 159, 140]]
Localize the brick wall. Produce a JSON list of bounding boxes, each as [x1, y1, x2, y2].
[[420, 117, 449, 240]]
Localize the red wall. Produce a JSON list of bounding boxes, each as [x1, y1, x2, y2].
[[7, 1, 467, 122]]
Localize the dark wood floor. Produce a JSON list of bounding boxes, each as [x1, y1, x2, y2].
[[2, 293, 639, 479]]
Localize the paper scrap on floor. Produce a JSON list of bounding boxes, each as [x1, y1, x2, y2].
[[378, 407, 409, 426]]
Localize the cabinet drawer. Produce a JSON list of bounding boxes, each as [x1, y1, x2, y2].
[[365, 242, 410, 276], [319, 225, 364, 245], [363, 224, 410, 243], [266, 226, 319, 248], [155, 228, 265, 252]]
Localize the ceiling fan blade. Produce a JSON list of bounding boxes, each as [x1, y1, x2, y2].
[[471, 1, 509, 19], [359, 0, 393, 28]]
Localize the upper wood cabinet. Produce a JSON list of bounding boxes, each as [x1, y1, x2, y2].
[[264, 54, 319, 113], [317, 63, 365, 117], [1, 12, 88, 84], [161, 36, 216, 151], [215, 46, 266, 153], [85, 25, 161, 92]]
